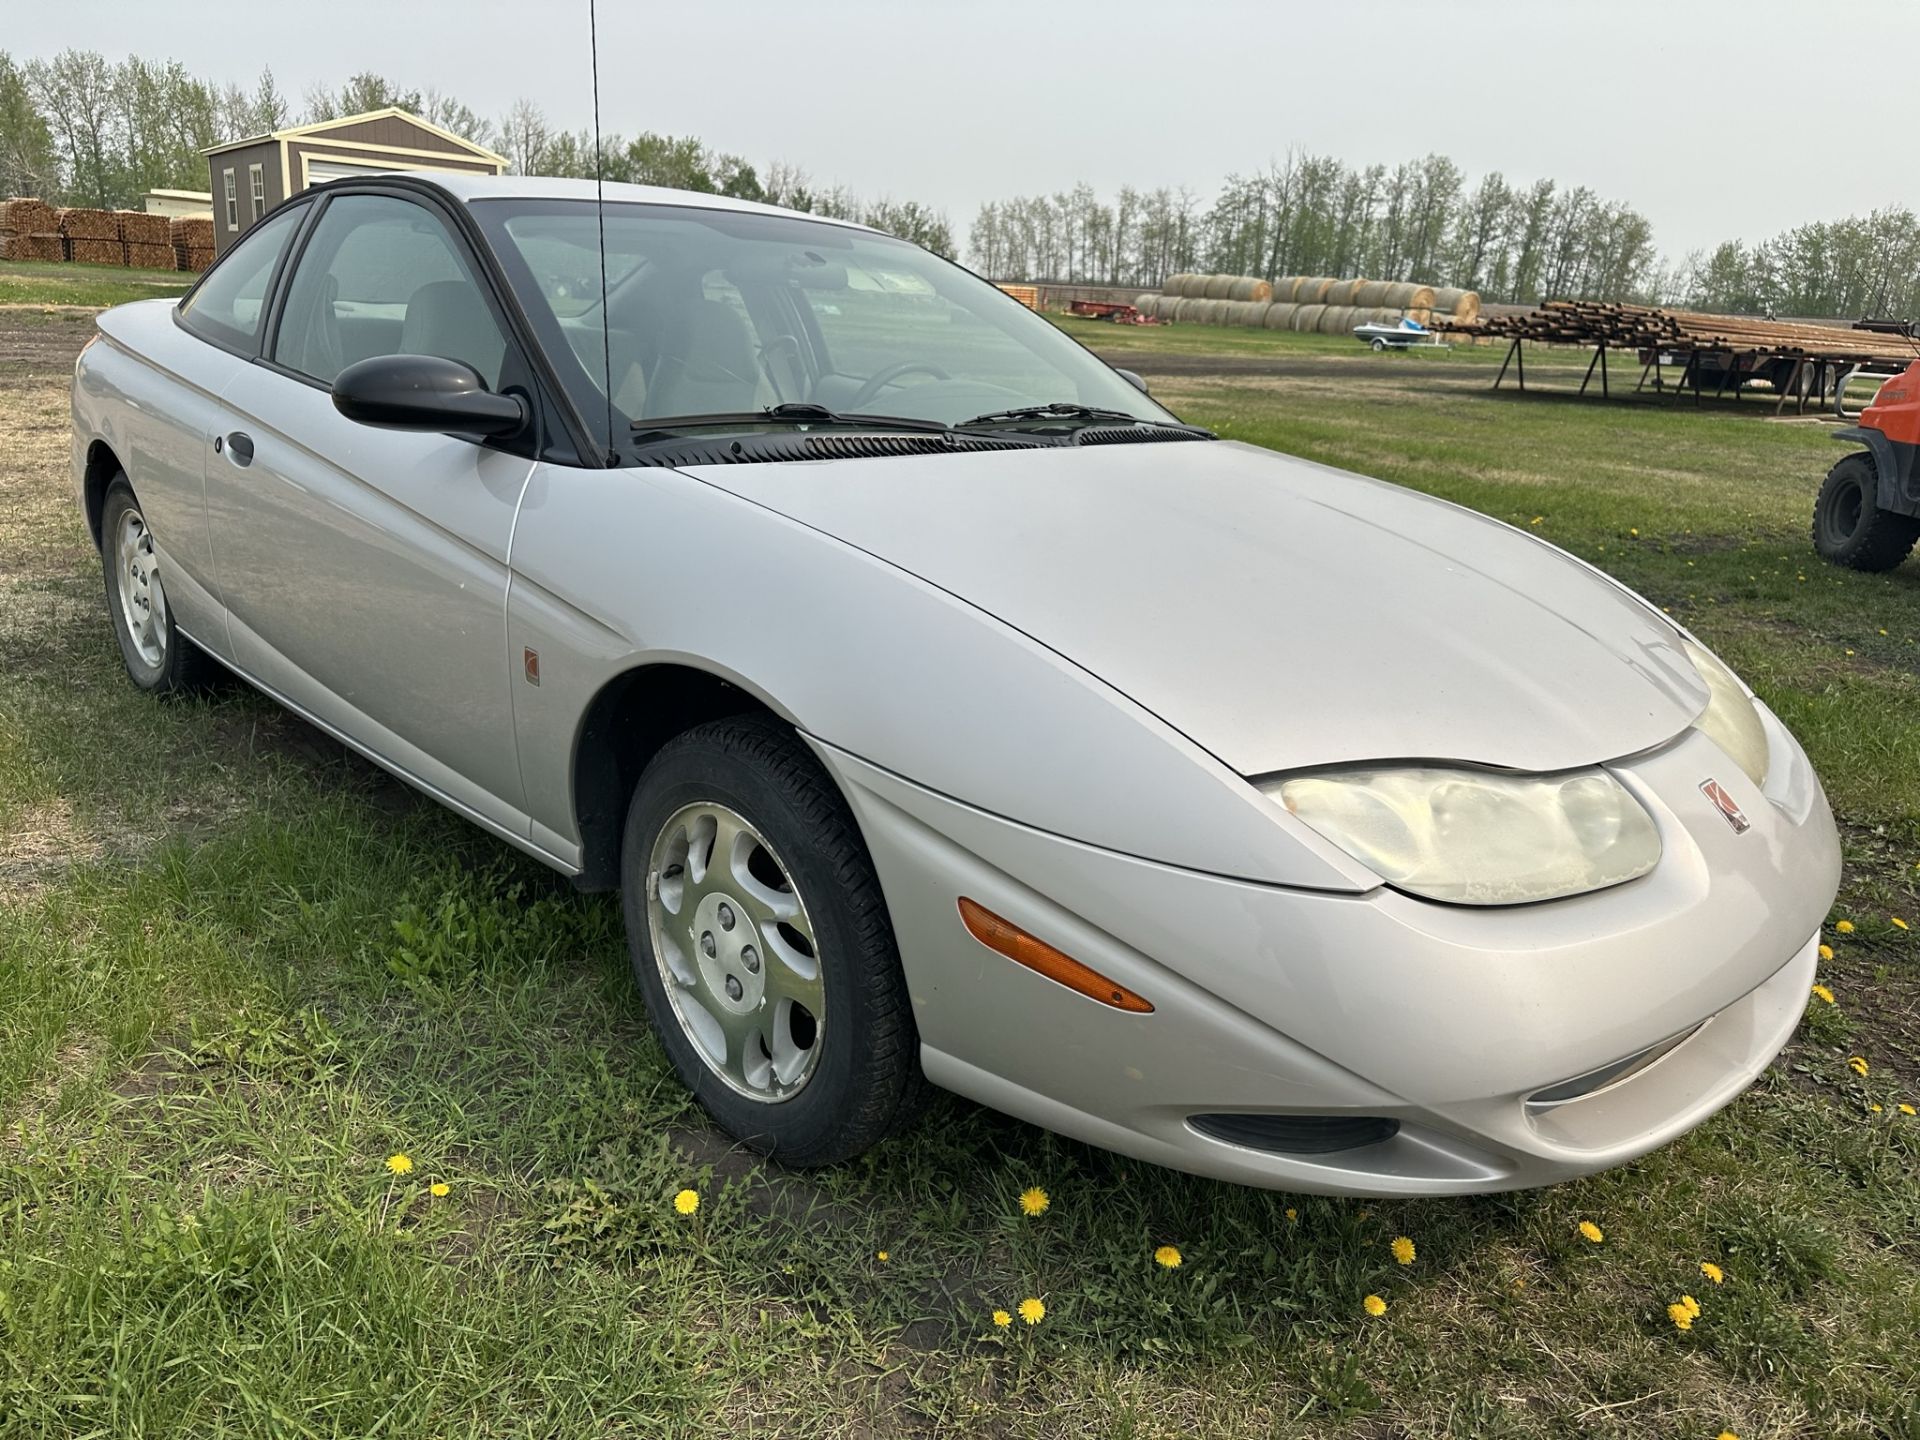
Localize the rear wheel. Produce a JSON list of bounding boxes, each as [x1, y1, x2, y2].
[[1813, 452, 1920, 572], [100, 477, 217, 694], [619, 715, 926, 1166]]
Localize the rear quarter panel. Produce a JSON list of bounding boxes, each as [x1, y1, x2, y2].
[[77, 301, 247, 655]]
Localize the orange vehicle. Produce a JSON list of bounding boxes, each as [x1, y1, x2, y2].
[[1816, 360, 1920, 570]]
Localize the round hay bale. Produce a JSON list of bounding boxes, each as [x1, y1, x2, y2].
[[1318, 304, 1357, 335], [1433, 289, 1481, 324], [1290, 276, 1332, 305], [1290, 302, 1327, 332], [1404, 285, 1436, 312], [1229, 299, 1272, 326], [1202, 274, 1236, 300], [1404, 306, 1434, 326], [1162, 273, 1198, 298], [1262, 302, 1298, 329], [1227, 276, 1274, 303], [1353, 281, 1393, 308], [1355, 307, 1401, 327], [1135, 293, 1159, 314], [1170, 297, 1200, 321], [1323, 279, 1365, 307]]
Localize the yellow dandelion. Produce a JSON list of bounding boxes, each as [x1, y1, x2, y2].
[[1362, 1293, 1388, 1317], [1850, 1056, 1870, 1077], [1836, 920, 1855, 934], [1895, 917, 1910, 931], [1578, 1220, 1604, 1243], [1629, 527, 1639, 537], [1680, 1294, 1701, 1318], [673, 1188, 700, 1216], [385, 1153, 413, 1175], [1900, 1104, 1917, 1117], [1811, 984, 1835, 1005], [1819, 944, 1834, 961], [1018, 1186, 1050, 1217], [1017, 1297, 1045, 1325], [1869, 1102, 1884, 1114], [1390, 1235, 1416, 1266], [876, 1250, 890, 1262], [1717, 1432, 1740, 1440], [1700, 1261, 1724, 1285], [1530, 515, 1544, 526], [991, 1309, 1011, 1329], [1284, 1207, 1298, 1223], [1153, 1244, 1183, 1269], [429, 1181, 450, 1198], [1667, 1301, 1694, 1331]]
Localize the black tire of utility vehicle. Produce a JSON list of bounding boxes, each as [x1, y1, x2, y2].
[[100, 476, 219, 694], [618, 714, 928, 1166], [1813, 452, 1920, 572]]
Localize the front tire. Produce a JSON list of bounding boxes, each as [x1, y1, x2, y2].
[[1813, 452, 1920, 572], [619, 715, 926, 1166], [100, 477, 217, 694]]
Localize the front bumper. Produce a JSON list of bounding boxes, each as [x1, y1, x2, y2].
[[815, 709, 1840, 1196]]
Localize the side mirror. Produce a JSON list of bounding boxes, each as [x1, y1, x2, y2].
[[1116, 367, 1150, 396], [332, 353, 527, 437]]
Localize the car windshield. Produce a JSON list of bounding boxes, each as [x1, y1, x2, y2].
[[468, 198, 1172, 453]]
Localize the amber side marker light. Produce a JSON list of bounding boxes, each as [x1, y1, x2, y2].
[[957, 898, 1153, 1013]]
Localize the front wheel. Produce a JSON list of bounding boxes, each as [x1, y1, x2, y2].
[[1813, 452, 1920, 572], [619, 715, 927, 1166]]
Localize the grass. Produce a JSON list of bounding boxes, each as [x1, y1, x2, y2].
[[3, 316, 1920, 1436], [0, 257, 192, 309]]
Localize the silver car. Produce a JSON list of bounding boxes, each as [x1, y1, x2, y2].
[[70, 174, 1840, 1195]]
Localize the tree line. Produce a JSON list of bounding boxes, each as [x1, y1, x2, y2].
[[971, 152, 1660, 306], [0, 50, 954, 255], [4, 48, 1918, 318]]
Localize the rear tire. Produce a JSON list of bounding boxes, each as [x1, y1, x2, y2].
[[1813, 452, 1920, 572], [100, 477, 219, 694], [618, 715, 927, 1166]]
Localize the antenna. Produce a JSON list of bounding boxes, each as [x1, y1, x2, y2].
[[589, 0, 615, 462]]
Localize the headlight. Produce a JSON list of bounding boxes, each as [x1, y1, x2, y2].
[[1684, 641, 1768, 786], [1267, 766, 1661, 905]]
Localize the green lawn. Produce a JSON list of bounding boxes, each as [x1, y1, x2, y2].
[[3, 322, 1918, 1437], [0, 257, 193, 309]]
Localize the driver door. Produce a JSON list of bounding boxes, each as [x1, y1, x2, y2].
[[204, 189, 536, 837]]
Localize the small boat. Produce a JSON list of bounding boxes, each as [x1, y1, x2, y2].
[[1354, 317, 1449, 351]]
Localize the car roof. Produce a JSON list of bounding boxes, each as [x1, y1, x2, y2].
[[410, 172, 877, 234]]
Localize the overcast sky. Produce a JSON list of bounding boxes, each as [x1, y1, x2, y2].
[[19, 0, 1915, 258]]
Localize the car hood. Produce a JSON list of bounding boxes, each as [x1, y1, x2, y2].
[[679, 439, 1709, 776]]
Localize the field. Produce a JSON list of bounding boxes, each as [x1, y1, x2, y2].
[[3, 294, 1920, 1438]]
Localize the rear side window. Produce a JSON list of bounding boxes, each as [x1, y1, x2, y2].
[[177, 204, 303, 352]]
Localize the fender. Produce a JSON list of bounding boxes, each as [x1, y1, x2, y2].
[[1836, 358, 1920, 516]]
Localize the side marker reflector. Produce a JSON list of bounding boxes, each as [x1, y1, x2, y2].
[[957, 897, 1153, 1013]]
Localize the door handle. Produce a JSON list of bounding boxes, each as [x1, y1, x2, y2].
[[223, 432, 254, 466]]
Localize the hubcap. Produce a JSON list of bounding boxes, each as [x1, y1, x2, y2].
[[645, 802, 824, 1102], [115, 508, 167, 669]]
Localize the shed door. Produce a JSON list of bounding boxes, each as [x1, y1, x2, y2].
[[305, 160, 391, 184]]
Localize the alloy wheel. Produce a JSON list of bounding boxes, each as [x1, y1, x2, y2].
[[645, 801, 825, 1102]]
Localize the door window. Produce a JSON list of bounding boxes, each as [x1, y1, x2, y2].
[[272, 193, 511, 391], [178, 201, 303, 352]]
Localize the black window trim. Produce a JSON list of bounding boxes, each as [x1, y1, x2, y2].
[[171, 197, 318, 362]]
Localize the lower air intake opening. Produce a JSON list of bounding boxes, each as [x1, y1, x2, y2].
[[1189, 1113, 1401, 1155]]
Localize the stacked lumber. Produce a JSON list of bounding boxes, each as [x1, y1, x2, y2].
[[117, 212, 169, 246], [1443, 299, 1920, 366], [124, 242, 175, 269], [170, 215, 215, 273], [1, 196, 63, 261], [59, 206, 117, 241]]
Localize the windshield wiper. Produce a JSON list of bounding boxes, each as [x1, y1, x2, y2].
[[631, 403, 953, 438], [955, 402, 1144, 428]]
